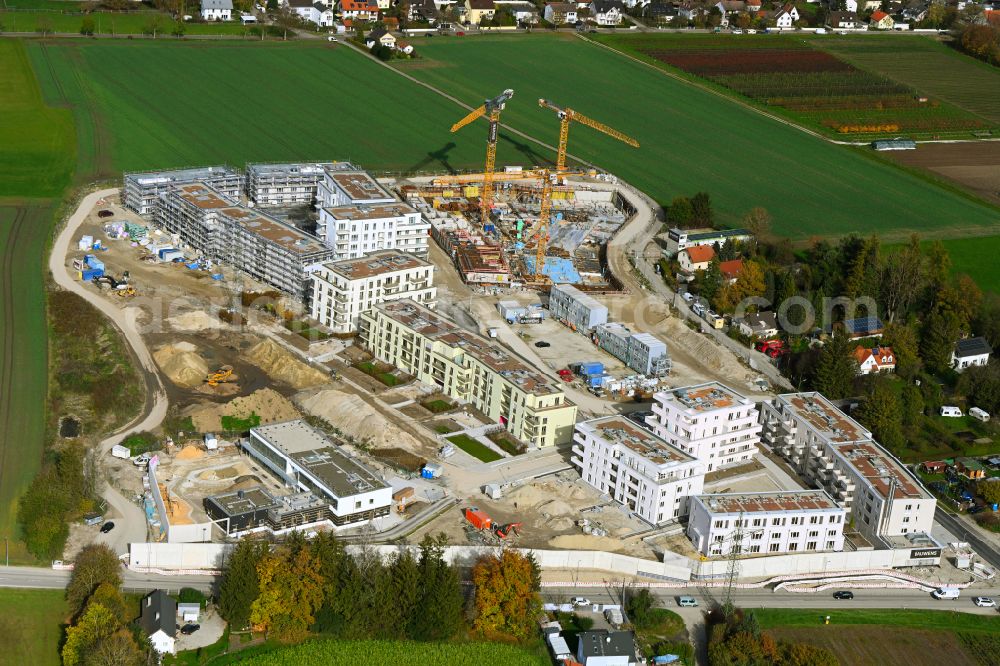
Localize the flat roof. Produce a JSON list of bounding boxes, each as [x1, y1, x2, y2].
[[583, 416, 694, 466], [329, 171, 394, 202], [323, 250, 430, 281], [371, 299, 567, 397], [173, 183, 236, 210], [127, 165, 239, 186], [220, 206, 328, 256], [667, 382, 749, 413], [777, 392, 871, 443], [455, 242, 510, 275], [208, 486, 277, 515], [551, 282, 605, 311], [832, 441, 929, 500], [323, 203, 417, 221], [696, 490, 842, 514], [248, 161, 354, 176], [252, 420, 388, 499]]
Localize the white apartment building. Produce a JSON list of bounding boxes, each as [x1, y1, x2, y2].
[[687, 490, 846, 557], [123, 165, 242, 216], [317, 203, 429, 260], [760, 392, 936, 543], [359, 299, 578, 447], [245, 161, 354, 207], [242, 420, 392, 526], [317, 168, 395, 208], [310, 250, 436, 334], [572, 416, 704, 524], [646, 383, 761, 472]]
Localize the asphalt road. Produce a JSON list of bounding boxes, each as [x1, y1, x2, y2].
[[936, 510, 1000, 571], [0, 566, 216, 594]]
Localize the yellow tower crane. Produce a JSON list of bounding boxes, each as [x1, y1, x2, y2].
[[450, 89, 515, 224], [537, 98, 640, 173]]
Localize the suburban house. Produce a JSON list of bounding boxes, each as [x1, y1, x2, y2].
[[955, 457, 987, 480], [590, 0, 624, 24], [738, 310, 779, 339], [409, 0, 440, 22], [140, 590, 177, 655], [828, 10, 859, 28], [643, 2, 679, 23], [397, 39, 415, 54], [842, 0, 858, 10], [921, 460, 947, 474], [544, 1, 579, 21], [338, 0, 379, 20], [715, 0, 746, 23], [953, 336, 993, 372], [774, 6, 795, 27], [678, 0, 702, 18], [745, 0, 761, 11], [506, 2, 540, 23], [719, 258, 743, 282], [288, 0, 335, 25], [838, 316, 884, 340], [365, 26, 397, 48], [466, 0, 497, 23], [576, 630, 639, 666], [678, 245, 715, 273], [869, 9, 894, 28], [853, 345, 895, 375], [200, 0, 233, 20]]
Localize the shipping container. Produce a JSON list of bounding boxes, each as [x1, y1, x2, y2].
[[578, 361, 604, 376], [81, 268, 104, 281], [464, 507, 492, 530]]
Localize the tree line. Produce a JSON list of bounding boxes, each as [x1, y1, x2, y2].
[[707, 608, 838, 666], [219, 532, 543, 645]]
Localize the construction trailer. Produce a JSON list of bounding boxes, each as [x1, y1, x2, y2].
[[548, 283, 608, 333]]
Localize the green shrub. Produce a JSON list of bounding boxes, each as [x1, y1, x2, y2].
[[123, 432, 160, 456], [220, 413, 261, 433]]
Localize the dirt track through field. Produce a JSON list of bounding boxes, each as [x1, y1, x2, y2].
[[769, 626, 978, 666], [0, 206, 27, 522]]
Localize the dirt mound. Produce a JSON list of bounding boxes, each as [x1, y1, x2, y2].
[[154, 344, 209, 388], [548, 534, 626, 552], [538, 499, 574, 518], [175, 445, 204, 460], [187, 388, 300, 432], [245, 338, 329, 389], [546, 517, 576, 531], [299, 389, 423, 450], [168, 310, 223, 332]]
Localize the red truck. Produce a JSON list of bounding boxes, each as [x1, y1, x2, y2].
[[755, 339, 788, 358]]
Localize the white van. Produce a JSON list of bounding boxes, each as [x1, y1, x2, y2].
[[932, 587, 960, 600], [940, 406, 963, 418], [677, 596, 698, 607]]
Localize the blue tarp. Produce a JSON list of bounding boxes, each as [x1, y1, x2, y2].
[[186, 262, 200, 270], [211, 273, 224, 281], [522, 256, 581, 284], [653, 656, 680, 664]]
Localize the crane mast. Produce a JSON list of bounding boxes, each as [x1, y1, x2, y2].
[[450, 88, 515, 225]]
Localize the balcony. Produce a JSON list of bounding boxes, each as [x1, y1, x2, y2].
[[571, 444, 586, 458], [571, 455, 584, 468]]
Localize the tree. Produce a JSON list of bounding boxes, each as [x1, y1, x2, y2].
[[667, 196, 693, 227], [734, 11, 751, 28], [700, 259, 723, 303], [36, 15, 54, 34], [882, 322, 920, 379], [66, 544, 122, 618], [62, 603, 119, 666], [387, 549, 421, 639], [706, 5, 722, 27], [86, 581, 127, 622], [813, 331, 857, 399], [900, 383, 925, 427], [411, 534, 463, 641], [742, 207, 772, 241], [880, 235, 925, 323], [250, 546, 325, 642], [920, 306, 961, 374], [974, 293, 1000, 351], [81, 17, 96, 34], [959, 363, 1000, 415], [143, 14, 165, 38], [691, 191, 713, 227], [977, 479, 1000, 506], [219, 539, 267, 630], [625, 588, 655, 628], [274, 5, 297, 39], [471, 549, 541, 640], [371, 43, 393, 60], [83, 629, 144, 666], [857, 377, 905, 452]]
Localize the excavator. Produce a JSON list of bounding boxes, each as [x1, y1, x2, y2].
[[493, 522, 522, 540], [205, 364, 237, 387]]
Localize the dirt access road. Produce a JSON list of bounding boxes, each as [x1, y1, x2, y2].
[[49, 188, 169, 557]]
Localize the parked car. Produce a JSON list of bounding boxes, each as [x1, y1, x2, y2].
[[832, 591, 854, 600], [180, 623, 200, 635], [327, 35, 337, 42], [677, 595, 698, 607], [682, 292, 694, 302], [932, 587, 960, 600], [974, 597, 996, 607], [534, 341, 551, 348], [571, 597, 591, 607], [100, 522, 115, 534]]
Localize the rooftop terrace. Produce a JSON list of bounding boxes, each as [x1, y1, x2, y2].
[[697, 490, 841, 514], [324, 250, 430, 280], [669, 382, 749, 413], [779, 392, 871, 443], [832, 441, 929, 500], [173, 183, 236, 210], [586, 416, 693, 466], [221, 206, 328, 256], [329, 170, 394, 203], [323, 203, 417, 221]]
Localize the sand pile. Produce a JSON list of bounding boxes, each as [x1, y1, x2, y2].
[[175, 445, 204, 460], [154, 342, 209, 388], [299, 389, 422, 450], [548, 534, 626, 553], [538, 499, 574, 518], [187, 388, 300, 432], [546, 517, 576, 531], [245, 338, 329, 389], [168, 310, 222, 332]]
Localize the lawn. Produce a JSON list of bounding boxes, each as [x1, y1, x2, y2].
[[819, 35, 1000, 127], [25, 40, 493, 183], [398, 33, 1000, 240], [447, 433, 502, 463], [0, 8, 262, 36], [0, 588, 68, 666], [757, 607, 1000, 666]]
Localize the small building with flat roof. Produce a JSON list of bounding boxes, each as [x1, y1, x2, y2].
[[575, 630, 638, 666], [549, 283, 608, 333], [687, 490, 846, 557]]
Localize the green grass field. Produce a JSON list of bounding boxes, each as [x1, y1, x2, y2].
[[398, 33, 1000, 239], [447, 434, 502, 463], [819, 35, 1000, 126], [888, 235, 1000, 295], [0, 8, 264, 36], [228, 639, 549, 665], [0, 588, 67, 666]]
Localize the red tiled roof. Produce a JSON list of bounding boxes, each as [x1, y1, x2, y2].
[[871, 10, 889, 20], [683, 245, 715, 264], [719, 259, 743, 279], [853, 345, 895, 370]]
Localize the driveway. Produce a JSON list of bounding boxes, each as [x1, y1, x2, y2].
[[175, 606, 226, 652]]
